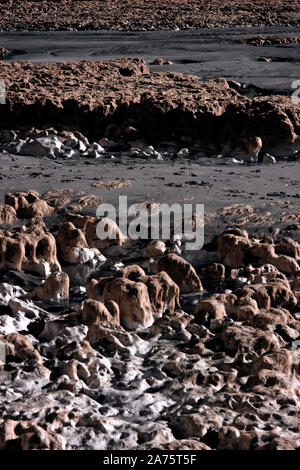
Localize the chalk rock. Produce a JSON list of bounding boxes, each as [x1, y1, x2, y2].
[[18, 136, 63, 158], [262, 153, 276, 164]]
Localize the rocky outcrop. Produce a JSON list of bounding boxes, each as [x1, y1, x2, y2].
[[0, 60, 298, 154], [245, 35, 300, 47], [144, 240, 167, 258], [57, 217, 125, 264], [0, 1, 297, 31], [0, 333, 42, 364], [57, 221, 105, 265], [222, 136, 262, 163], [157, 253, 202, 293], [0, 219, 59, 275], [57, 222, 89, 264], [32, 272, 70, 301], [85, 217, 126, 250], [79, 299, 120, 327], [1, 196, 300, 449], [0, 205, 17, 225], [218, 228, 300, 273], [0, 47, 10, 58], [134, 271, 180, 317], [0, 419, 64, 450], [103, 277, 153, 329], [86, 265, 180, 328], [199, 263, 225, 280], [5, 190, 53, 219]]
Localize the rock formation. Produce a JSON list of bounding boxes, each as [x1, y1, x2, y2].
[[0, 1, 297, 31], [32, 272, 70, 301], [157, 253, 203, 293], [86, 265, 180, 328], [57, 221, 104, 265], [0, 60, 298, 154], [218, 228, 300, 274], [5, 190, 53, 219], [0, 219, 59, 275]]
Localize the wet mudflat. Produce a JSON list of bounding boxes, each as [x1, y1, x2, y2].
[[0, 26, 299, 92]]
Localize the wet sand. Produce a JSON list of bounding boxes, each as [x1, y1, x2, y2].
[[0, 27, 299, 92], [1, 151, 300, 243]]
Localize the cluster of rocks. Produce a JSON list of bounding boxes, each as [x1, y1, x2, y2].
[[0, 59, 298, 158], [245, 35, 300, 47], [0, 128, 287, 164], [1, 131, 106, 160], [0, 47, 10, 59], [0, 1, 298, 31], [0, 191, 300, 449]]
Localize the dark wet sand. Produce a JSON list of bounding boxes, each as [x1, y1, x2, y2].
[[1, 152, 300, 242], [0, 27, 299, 92]]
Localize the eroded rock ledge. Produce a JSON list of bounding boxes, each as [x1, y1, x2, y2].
[[0, 58, 299, 156]]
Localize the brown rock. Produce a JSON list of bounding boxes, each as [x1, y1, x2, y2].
[[150, 58, 173, 65], [1, 58, 298, 153], [218, 229, 251, 267], [157, 440, 211, 450], [218, 229, 300, 274], [199, 263, 225, 280], [137, 271, 180, 317], [220, 325, 283, 356], [86, 276, 113, 301], [1, 333, 42, 364], [194, 299, 227, 326], [87, 265, 180, 323], [252, 307, 296, 328], [0, 1, 298, 32], [257, 437, 298, 450], [116, 264, 146, 281], [5, 190, 53, 219], [144, 240, 167, 258], [222, 136, 262, 162], [276, 237, 300, 259], [0, 204, 17, 224], [233, 296, 259, 322], [80, 298, 120, 326], [157, 253, 202, 293], [172, 413, 208, 438], [33, 271, 70, 300], [103, 277, 154, 329], [0, 219, 59, 274], [63, 213, 94, 230], [218, 427, 259, 451], [244, 350, 295, 377], [0, 419, 63, 450], [57, 221, 88, 264], [236, 280, 297, 310], [85, 217, 126, 250]]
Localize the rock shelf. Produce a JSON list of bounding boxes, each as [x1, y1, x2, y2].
[[0, 59, 299, 157]]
